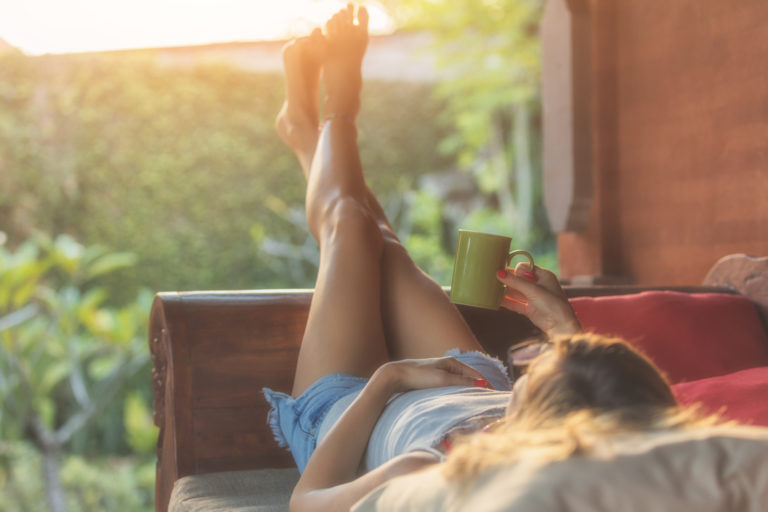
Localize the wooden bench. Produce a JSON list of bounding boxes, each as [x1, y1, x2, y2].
[[149, 254, 768, 511]]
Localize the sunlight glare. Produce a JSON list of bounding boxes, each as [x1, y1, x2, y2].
[[0, 0, 394, 54]]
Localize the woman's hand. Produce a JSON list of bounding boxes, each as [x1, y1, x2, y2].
[[376, 357, 489, 394], [496, 263, 582, 338]]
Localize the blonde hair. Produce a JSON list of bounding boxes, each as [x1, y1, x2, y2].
[[443, 333, 724, 480]]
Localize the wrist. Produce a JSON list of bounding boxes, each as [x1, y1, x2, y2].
[[370, 363, 401, 396], [547, 318, 583, 338]]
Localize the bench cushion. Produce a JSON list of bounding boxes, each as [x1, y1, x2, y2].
[[571, 292, 768, 383], [673, 366, 768, 426], [169, 468, 299, 512]]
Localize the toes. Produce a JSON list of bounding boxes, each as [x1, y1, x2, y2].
[[343, 4, 354, 24], [357, 6, 369, 31], [324, 4, 368, 42], [309, 27, 325, 49], [329, 11, 344, 36], [323, 13, 337, 37], [307, 28, 327, 62]]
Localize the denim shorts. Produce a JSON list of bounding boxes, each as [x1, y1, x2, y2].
[[263, 374, 368, 472], [262, 349, 512, 473]]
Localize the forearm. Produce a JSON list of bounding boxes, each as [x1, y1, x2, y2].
[[295, 365, 395, 493]]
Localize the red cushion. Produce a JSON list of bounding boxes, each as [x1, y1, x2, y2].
[[570, 292, 768, 384], [672, 367, 768, 427]]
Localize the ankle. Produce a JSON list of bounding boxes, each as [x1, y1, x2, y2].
[[321, 113, 356, 126], [324, 85, 361, 119], [323, 101, 360, 122]]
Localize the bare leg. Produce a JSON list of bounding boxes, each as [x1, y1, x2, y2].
[[275, 10, 482, 389], [290, 6, 389, 397], [275, 28, 326, 177]]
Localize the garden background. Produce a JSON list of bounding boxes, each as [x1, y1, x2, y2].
[[0, 1, 554, 510]]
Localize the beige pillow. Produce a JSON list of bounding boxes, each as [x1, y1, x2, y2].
[[352, 426, 768, 512]]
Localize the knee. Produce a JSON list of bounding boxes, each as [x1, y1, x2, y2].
[[381, 236, 426, 278], [322, 197, 383, 252]]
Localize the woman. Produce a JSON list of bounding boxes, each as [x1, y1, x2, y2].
[[264, 5, 687, 511]]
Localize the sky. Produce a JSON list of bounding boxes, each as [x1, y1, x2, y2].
[[0, 0, 395, 55]]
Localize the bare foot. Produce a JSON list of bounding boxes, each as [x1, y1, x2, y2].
[[275, 28, 326, 171], [322, 4, 368, 119]]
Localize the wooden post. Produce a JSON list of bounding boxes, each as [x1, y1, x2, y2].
[[541, 0, 593, 233]]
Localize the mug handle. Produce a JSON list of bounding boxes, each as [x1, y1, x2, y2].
[[506, 250, 535, 274]]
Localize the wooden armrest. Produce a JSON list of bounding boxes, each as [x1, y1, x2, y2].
[[150, 290, 311, 511], [151, 254, 766, 512]]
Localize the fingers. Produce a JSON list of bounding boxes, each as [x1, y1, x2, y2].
[[497, 269, 545, 298], [504, 287, 528, 304], [511, 262, 563, 294], [400, 365, 474, 389], [437, 357, 486, 379], [430, 368, 490, 389], [500, 265, 567, 302], [500, 295, 528, 315], [393, 357, 497, 391], [436, 357, 497, 389], [512, 261, 537, 281], [437, 371, 476, 387]]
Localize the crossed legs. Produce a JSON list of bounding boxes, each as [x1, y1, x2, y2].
[[276, 6, 482, 397]]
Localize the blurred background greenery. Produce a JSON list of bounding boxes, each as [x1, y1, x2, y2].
[[0, 0, 552, 510]]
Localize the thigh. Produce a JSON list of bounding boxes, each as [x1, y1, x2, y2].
[[292, 203, 389, 396], [380, 238, 484, 361]]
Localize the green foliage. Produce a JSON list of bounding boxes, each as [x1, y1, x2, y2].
[[60, 455, 153, 512], [377, 0, 550, 248], [379, 0, 542, 116], [402, 190, 455, 283], [0, 52, 453, 299], [0, 233, 149, 442], [0, 442, 47, 512], [123, 392, 157, 455], [0, 442, 153, 512], [0, 233, 151, 510]]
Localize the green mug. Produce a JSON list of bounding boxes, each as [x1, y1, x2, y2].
[[449, 230, 534, 310]]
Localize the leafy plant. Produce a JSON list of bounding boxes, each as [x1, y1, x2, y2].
[[0, 52, 454, 298], [377, 0, 549, 248], [0, 442, 153, 512], [0, 233, 151, 512]]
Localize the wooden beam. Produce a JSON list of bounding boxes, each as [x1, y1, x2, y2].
[[542, 0, 593, 232]]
